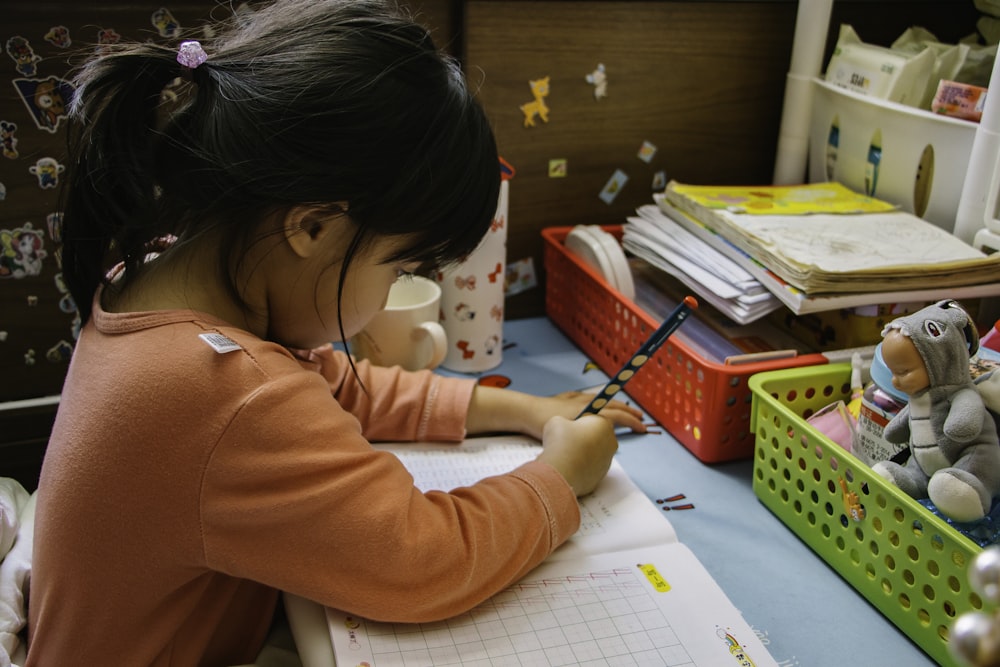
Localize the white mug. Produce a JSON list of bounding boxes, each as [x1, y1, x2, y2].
[[350, 275, 447, 371]]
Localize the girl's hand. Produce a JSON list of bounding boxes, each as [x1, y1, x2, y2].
[[536, 415, 618, 496], [465, 386, 647, 441]]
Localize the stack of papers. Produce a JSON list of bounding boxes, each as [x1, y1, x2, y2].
[[622, 204, 782, 324], [656, 181, 1000, 314]]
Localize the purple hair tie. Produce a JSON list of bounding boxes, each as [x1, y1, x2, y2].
[[176, 40, 208, 69]]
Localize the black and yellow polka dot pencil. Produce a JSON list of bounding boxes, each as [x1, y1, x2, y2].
[[577, 295, 698, 418]]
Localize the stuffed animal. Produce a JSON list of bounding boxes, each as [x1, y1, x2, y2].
[[872, 299, 1000, 522]]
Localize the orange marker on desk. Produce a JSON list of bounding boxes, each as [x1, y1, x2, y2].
[[577, 296, 698, 418]]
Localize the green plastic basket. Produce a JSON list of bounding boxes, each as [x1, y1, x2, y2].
[[749, 364, 985, 667]]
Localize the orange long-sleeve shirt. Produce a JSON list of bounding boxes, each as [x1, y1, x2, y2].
[[27, 303, 579, 666]]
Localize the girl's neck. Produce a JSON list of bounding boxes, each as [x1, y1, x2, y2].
[[102, 234, 266, 336]]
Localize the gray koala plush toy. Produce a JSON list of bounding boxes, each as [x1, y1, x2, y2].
[[872, 299, 1000, 522]]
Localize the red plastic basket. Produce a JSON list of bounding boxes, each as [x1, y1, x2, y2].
[[543, 225, 828, 462]]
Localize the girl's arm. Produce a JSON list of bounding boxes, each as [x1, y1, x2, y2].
[[465, 384, 646, 439]]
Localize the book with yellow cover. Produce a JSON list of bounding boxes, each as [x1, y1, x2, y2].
[[667, 181, 898, 216]]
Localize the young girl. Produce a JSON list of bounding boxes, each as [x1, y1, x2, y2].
[[27, 1, 643, 664]]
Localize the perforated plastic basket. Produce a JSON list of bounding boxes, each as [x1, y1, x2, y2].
[[749, 364, 985, 666], [543, 225, 827, 462]]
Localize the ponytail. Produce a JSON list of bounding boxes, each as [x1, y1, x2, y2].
[[61, 43, 191, 323]]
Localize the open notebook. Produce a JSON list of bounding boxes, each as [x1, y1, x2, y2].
[[325, 436, 778, 667]]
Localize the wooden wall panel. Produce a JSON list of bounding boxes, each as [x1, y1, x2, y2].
[[465, 1, 799, 318]]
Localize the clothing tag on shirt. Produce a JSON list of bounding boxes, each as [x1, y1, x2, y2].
[[199, 332, 242, 354]]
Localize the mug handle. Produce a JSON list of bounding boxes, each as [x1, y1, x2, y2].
[[415, 321, 448, 370]]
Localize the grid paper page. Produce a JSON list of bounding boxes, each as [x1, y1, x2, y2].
[[327, 544, 778, 667]]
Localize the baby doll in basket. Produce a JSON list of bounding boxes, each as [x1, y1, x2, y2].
[[872, 299, 1000, 523]]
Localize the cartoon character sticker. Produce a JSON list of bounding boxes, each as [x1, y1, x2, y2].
[[1, 222, 48, 279], [97, 28, 122, 49], [44, 26, 72, 49], [12, 77, 75, 133], [598, 168, 628, 204], [46, 212, 63, 244], [54, 272, 78, 318], [586, 63, 607, 100], [29, 157, 65, 189], [46, 340, 74, 363], [519, 76, 550, 128], [151, 7, 182, 38], [0, 121, 17, 159], [5, 37, 41, 76]]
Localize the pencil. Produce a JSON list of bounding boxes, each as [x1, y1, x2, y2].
[[576, 295, 698, 418]]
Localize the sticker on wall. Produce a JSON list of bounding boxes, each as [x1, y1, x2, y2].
[[652, 170, 667, 190], [519, 76, 550, 128], [504, 257, 537, 297], [0, 183, 6, 201], [0, 331, 7, 342], [585, 63, 607, 100], [1, 121, 18, 159], [598, 169, 628, 204], [24, 349, 36, 366], [46, 340, 73, 363], [46, 212, 63, 243], [97, 28, 122, 49], [44, 26, 72, 49], [151, 7, 182, 38], [5, 37, 42, 76], [29, 157, 65, 189], [548, 158, 567, 178], [1, 221, 48, 278], [54, 272, 77, 315], [637, 140, 657, 163], [12, 76, 75, 133]]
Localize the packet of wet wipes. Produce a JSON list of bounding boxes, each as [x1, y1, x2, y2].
[[891, 26, 969, 109], [825, 24, 936, 107]]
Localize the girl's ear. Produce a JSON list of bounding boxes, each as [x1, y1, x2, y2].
[[282, 204, 349, 259]]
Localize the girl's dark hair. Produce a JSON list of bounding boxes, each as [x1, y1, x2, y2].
[[61, 0, 500, 327]]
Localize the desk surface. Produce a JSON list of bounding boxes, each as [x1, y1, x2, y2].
[[443, 316, 935, 667]]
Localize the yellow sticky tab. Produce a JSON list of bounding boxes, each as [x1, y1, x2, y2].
[[638, 563, 671, 592]]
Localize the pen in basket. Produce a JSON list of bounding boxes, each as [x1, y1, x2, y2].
[[576, 295, 699, 418]]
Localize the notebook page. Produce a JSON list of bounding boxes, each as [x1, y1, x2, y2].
[[373, 435, 678, 558]]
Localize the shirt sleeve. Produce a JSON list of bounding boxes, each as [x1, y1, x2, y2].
[[297, 344, 475, 442], [199, 368, 580, 623]]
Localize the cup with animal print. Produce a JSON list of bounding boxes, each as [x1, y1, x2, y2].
[[436, 179, 508, 373]]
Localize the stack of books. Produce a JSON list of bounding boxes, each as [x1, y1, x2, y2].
[[622, 204, 782, 324], [624, 181, 1000, 315]]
